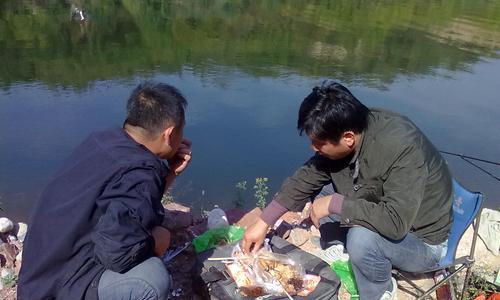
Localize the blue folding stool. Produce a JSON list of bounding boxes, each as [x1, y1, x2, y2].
[[395, 179, 484, 300]]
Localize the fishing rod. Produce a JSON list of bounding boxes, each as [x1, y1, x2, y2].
[[439, 150, 500, 182]]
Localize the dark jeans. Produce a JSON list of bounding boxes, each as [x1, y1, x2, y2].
[[98, 257, 171, 300], [317, 184, 446, 300]]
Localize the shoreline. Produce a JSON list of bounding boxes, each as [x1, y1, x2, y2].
[[1, 204, 498, 299]]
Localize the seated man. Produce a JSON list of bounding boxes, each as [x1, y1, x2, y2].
[[18, 82, 192, 300], [242, 81, 453, 300]]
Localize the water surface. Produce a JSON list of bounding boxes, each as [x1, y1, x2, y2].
[[1, 0, 499, 221]]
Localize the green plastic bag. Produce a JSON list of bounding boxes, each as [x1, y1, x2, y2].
[[331, 259, 359, 299], [192, 225, 245, 253]]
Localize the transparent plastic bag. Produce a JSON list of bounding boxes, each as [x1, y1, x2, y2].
[[253, 248, 306, 295], [227, 243, 319, 297]]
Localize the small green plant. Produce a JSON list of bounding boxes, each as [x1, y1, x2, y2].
[[253, 177, 269, 209], [1, 273, 18, 288], [161, 191, 175, 205], [462, 271, 498, 298], [234, 180, 247, 208]]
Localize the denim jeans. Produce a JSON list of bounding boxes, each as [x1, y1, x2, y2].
[[317, 184, 446, 300], [98, 257, 171, 300]]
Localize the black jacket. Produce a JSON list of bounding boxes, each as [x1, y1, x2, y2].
[[18, 128, 168, 300], [276, 109, 453, 244]]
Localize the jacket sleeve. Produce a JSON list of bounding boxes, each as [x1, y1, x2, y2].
[[91, 166, 164, 273], [341, 144, 428, 240], [275, 154, 333, 211]]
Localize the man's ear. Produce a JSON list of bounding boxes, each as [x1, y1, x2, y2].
[[342, 131, 356, 148], [162, 125, 176, 144]]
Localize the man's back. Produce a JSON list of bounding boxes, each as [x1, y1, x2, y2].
[[18, 128, 167, 300]]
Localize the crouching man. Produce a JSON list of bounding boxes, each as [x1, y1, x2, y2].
[[242, 81, 453, 300], [18, 81, 192, 300]]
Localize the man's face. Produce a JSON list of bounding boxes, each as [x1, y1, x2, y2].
[[309, 135, 354, 160]]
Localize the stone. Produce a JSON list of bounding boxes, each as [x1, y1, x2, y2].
[[0, 218, 14, 233], [301, 202, 312, 219], [16, 250, 22, 263], [1, 267, 15, 279], [15, 223, 28, 243], [286, 227, 310, 247], [224, 208, 247, 225], [162, 202, 193, 230], [0, 243, 17, 268], [163, 202, 191, 213], [189, 219, 208, 237], [273, 220, 293, 239]]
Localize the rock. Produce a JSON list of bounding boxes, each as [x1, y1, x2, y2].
[[224, 208, 247, 225], [274, 220, 293, 239], [163, 202, 191, 213], [1, 268, 15, 279], [15, 250, 22, 263], [0, 218, 14, 233], [162, 202, 193, 230], [164, 227, 198, 299], [189, 219, 208, 237], [301, 202, 312, 219], [286, 227, 310, 247], [0, 243, 17, 268], [15, 223, 28, 243]]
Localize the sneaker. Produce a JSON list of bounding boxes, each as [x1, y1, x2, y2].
[[379, 277, 397, 300]]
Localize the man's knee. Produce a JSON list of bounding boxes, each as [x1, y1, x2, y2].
[[346, 227, 384, 265], [347, 227, 377, 256], [139, 257, 170, 298], [346, 227, 392, 281], [99, 257, 171, 300]]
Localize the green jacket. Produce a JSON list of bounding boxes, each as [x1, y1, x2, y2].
[[276, 109, 453, 244]]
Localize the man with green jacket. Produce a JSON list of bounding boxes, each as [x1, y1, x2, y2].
[[242, 81, 453, 300]]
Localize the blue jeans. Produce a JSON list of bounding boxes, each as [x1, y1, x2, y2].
[[98, 257, 171, 300], [346, 226, 445, 299], [317, 184, 446, 300]]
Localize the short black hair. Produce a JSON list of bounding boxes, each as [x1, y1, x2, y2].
[[125, 81, 187, 137], [297, 81, 370, 143]]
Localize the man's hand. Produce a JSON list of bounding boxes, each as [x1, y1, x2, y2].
[[241, 218, 269, 254], [151, 226, 171, 257], [168, 138, 192, 176], [310, 195, 332, 228]]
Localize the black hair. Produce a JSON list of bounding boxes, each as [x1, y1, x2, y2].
[[125, 81, 187, 137], [297, 81, 370, 143]]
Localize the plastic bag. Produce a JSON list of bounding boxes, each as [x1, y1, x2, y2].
[[192, 225, 245, 253], [254, 249, 306, 295], [226, 244, 320, 297], [331, 259, 359, 299]]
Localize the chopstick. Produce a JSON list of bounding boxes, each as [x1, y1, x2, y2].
[[207, 256, 251, 261], [282, 288, 294, 300], [270, 273, 294, 300]]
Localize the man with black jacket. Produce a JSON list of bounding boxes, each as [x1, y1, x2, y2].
[[18, 82, 192, 300], [242, 81, 453, 300]]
